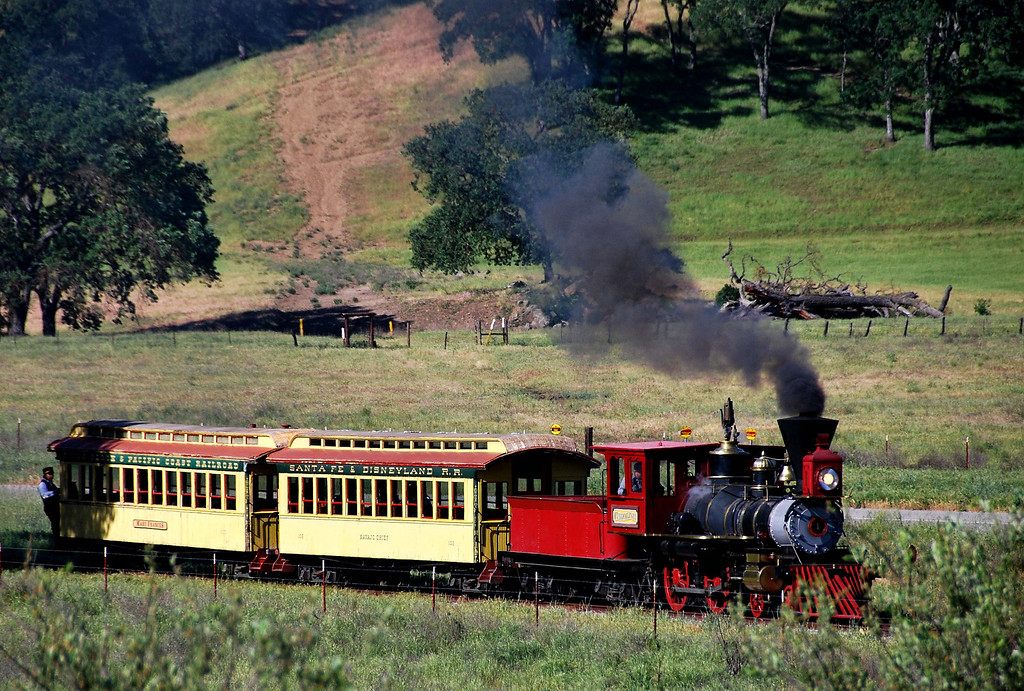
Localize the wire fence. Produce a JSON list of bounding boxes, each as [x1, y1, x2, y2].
[[2, 313, 1021, 351]]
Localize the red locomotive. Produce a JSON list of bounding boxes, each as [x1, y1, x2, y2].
[[506, 400, 867, 619]]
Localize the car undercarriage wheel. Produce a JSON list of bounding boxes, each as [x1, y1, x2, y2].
[[748, 592, 767, 618]]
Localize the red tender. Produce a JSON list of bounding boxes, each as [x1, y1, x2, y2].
[[508, 496, 629, 560]]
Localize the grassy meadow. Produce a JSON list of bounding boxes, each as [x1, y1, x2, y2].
[[0, 565, 797, 690], [0, 502, 1017, 689], [129, 2, 1024, 325], [2, 322, 1023, 510]]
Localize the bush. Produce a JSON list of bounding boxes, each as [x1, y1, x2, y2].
[[0, 565, 350, 689], [715, 284, 740, 307], [743, 500, 1024, 688]]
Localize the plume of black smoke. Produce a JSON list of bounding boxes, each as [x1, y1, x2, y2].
[[528, 143, 826, 416]]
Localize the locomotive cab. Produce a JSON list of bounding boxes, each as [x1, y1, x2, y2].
[[599, 442, 716, 535]]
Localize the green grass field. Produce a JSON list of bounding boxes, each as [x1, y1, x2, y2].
[[1, 0, 1021, 523], [0, 491, 1017, 689], [135, 2, 1024, 320], [0, 563, 793, 689]]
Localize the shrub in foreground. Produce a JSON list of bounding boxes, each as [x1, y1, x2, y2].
[[0, 565, 348, 689], [744, 501, 1024, 689]]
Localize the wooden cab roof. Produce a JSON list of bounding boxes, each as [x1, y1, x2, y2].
[[590, 440, 720, 458]]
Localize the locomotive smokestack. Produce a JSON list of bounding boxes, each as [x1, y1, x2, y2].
[[778, 413, 838, 460], [777, 413, 839, 489]]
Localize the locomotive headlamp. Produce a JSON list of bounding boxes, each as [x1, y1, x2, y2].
[[817, 467, 839, 491]]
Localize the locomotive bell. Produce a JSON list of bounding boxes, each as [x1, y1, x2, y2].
[[777, 456, 796, 487], [707, 438, 752, 483]]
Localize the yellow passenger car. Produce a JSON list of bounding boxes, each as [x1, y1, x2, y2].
[[264, 430, 597, 571], [49, 422, 596, 585], [48, 421, 305, 551]]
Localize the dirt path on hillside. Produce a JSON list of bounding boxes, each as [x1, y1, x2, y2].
[[266, 4, 524, 328], [273, 3, 456, 257]]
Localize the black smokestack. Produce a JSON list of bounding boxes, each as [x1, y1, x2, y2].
[[529, 143, 826, 416]]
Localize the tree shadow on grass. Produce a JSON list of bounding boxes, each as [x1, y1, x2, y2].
[[607, 36, 756, 135], [136, 304, 407, 340]]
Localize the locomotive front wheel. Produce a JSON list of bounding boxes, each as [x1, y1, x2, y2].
[[783, 584, 817, 617], [662, 564, 690, 612]]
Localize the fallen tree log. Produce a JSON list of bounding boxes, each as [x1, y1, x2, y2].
[[720, 242, 948, 320], [739, 282, 944, 319]]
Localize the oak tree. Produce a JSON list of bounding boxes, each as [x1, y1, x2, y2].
[[403, 81, 633, 281], [695, 0, 789, 120], [427, 0, 617, 85], [661, 0, 699, 73], [832, 0, 915, 142], [0, 6, 218, 335]]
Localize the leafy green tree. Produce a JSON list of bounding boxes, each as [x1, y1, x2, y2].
[[661, 0, 699, 73], [906, 0, 976, 150], [694, 0, 789, 119], [403, 81, 634, 281], [427, 0, 617, 84], [0, 0, 157, 84], [614, 0, 642, 104], [0, 7, 218, 336], [831, 0, 1022, 149], [832, 0, 915, 142], [144, 0, 290, 80]]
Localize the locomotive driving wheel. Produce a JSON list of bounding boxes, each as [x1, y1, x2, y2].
[[704, 573, 731, 614], [747, 593, 768, 618], [662, 563, 690, 612]]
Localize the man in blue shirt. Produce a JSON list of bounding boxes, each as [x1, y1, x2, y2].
[[38, 467, 60, 539]]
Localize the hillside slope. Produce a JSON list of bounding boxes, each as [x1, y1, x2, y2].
[[137, 3, 524, 332]]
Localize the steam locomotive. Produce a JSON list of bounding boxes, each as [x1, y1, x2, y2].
[[48, 400, 867, 618], [508, 400, 865, 618]]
